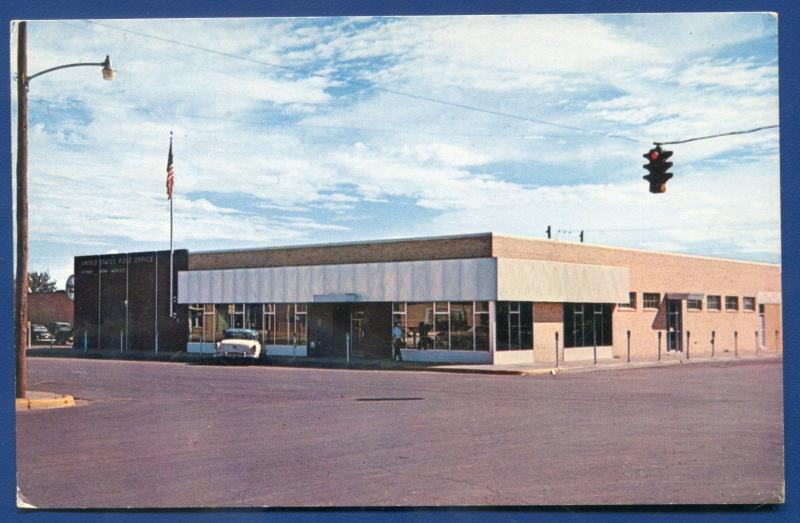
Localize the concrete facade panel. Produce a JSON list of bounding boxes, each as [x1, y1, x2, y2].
[[497, 258, 629, 303], [178, 258, 497, 304]]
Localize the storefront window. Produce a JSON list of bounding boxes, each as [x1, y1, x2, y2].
[[406, 302, 433, 349], [392, 302, 407, 348], [474, 304, 490, 351], [269, 304, 308, 345], [449, 302, 473, 351], [563, 303, 613, 348], [245, 304, 262, 333], [275, 305, 289, 344], [231, 304, 245, 329], [214, 304, 230, 342], [293, 304, 308, 345], [188, 304, 203, 343], [496, 302, 533, 350], [434, 302, 450, 350], [262, 304, 275, 345], [396, 301, 494, 351]]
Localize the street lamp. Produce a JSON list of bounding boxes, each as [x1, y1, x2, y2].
[[15, 21, 114, 398]]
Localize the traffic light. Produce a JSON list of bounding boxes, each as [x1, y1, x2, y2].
[[642, 146, 674, 193]]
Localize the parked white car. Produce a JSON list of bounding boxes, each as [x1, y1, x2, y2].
[[215, 328, 262, 360]]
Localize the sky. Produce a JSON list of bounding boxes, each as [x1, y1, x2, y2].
[[9, 13, 780, 287]]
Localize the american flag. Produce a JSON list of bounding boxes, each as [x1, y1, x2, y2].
[[166, 137, 174, 200]]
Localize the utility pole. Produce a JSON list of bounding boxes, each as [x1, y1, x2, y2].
[[13, 21, 113, 398], [15, 21, 28, 399]]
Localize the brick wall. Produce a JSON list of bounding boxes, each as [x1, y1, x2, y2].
[[28, 291, 73, 325], [493, 235, 782, 360], [532, 302, 563, 364], [189, 234, 493, 270]]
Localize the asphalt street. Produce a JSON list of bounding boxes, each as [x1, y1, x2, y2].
[[16, 357, 784, 508]]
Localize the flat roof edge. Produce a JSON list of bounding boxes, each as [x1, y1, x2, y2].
[[190, 232, 494, 256], [490, 233, 782, 268]]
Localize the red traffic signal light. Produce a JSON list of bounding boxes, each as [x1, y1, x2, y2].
[[642, 146, 674, 193]]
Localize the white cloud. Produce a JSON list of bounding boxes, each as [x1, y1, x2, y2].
[[12, 13, 781, 282]]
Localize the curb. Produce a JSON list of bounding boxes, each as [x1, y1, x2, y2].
[[16, 394, 76, 411], [426, 354, 781, 376], [425, 367, 531, 376]]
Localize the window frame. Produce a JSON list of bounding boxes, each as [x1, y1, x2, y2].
[[563, 302, 613, 348], [686, 299, 702, 311], [643, 292, 660, 309], [707, 295, 721, 311], [725, 296, 739, 311]]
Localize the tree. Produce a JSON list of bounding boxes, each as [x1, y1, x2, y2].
[[28, 271, 57, 293]]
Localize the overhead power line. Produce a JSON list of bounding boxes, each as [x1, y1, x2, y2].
[[80, 19, 639, 144], [582, 221, 778, 233], [655, 125, 779, 146]]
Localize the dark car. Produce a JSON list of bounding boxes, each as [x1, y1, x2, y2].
[[31, 324, 55, 344], [47, 322, 73, 345]]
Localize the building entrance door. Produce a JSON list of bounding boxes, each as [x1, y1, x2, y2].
[[666, 299, 682, 352], [350, 310, 367, 358]]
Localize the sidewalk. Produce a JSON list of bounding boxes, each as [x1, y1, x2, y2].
[[428, 351, 782, 376], [15, 390, 75, 411], [26, 346, 781, 376]]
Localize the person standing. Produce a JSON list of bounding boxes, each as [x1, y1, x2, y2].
[[392, 322, 404, 362]]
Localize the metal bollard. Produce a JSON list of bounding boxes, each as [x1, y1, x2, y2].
[[84, 331, 88, 353], [627, 330, 631, 363], [593, 330, 597, 365], [120, 330, 124, 353], [346, 333, 351, 364], [658, 331, 662, 361], [775, 329, 779, 352], [755, 331, 759, 356], [686, 330, 690, 360], [711, 330, 715, 358], [555, 331, 559, 368], [734, 331, 738, 358]]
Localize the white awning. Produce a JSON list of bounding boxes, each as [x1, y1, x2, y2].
[[496, 258, 629, 303], [178, 258, 497, 304]]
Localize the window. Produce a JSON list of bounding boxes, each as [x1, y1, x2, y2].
[[245, 304, 262, 332], [643, 293, 660, 309], [231, 304, 245, 329], [293, 304, 308, 345], [449, 302, 473, 351], [406, 302, 433, 350], [434, 302, 450, 350], [619, 292, 637, 309], [214, 304, 230, 341], [496, 302, 533, 351], [396, 301, 492, 351], [563, 303, 613, 348], [392, 302, 407, 348], [743, 297, 756, 311], [474, 302, 490, 351], [725, 296, 739, 311], [188, 304, 204, 343], [262, 304, 276, 345], [707, 295, 721, 311], [687, 299, 702, 311]]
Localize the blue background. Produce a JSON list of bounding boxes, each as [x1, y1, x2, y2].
[[0, 1, 796, 522]]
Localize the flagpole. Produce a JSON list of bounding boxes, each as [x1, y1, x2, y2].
[[169, 131, 174, 319]]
